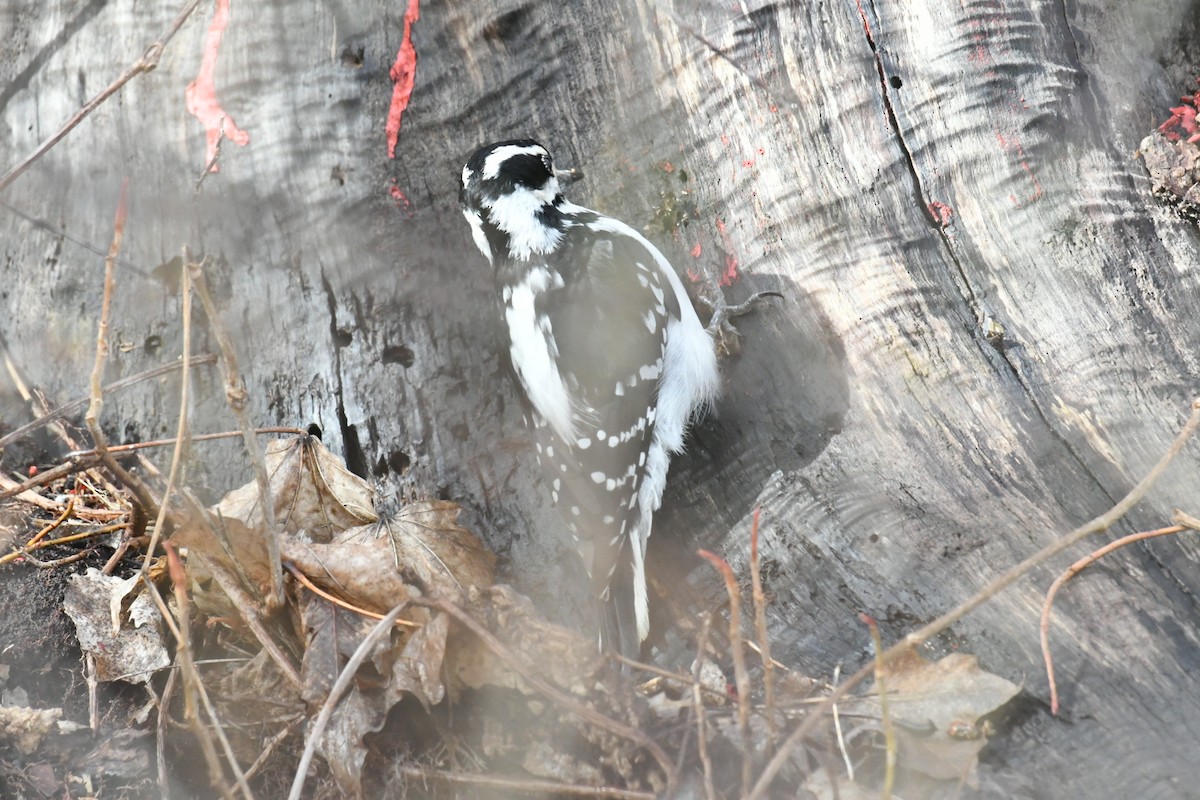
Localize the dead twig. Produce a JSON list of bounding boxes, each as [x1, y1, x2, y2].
[[23, 498, 74, 547], [749, 507, 777, 743], [1040, 522, 1189, 714], [66, 427, 308, 461], [139, 253, 193, 591], [285, 561, 421, 629], [861, 614, 895, 799], [206, 560, 303, 689], [80, 180, 163, 523], [0, 356, 218, 452], [397, 766, 656, 799], [414, 592, 679, 794], [698, 549, 752, 796], [163, 542, 253, 800], [288, 599, 413, 800], [746, 398, 1200, 800], [188, 255, 285, 609], [609, 652, 729, 704], [1, 522, 129, 565], [691, 613, 717, 800], [0, 0, 204, 193], [831, 664, 853, 782]]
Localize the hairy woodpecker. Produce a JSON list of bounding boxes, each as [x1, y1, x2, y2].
[[459, 139, 720, 654]]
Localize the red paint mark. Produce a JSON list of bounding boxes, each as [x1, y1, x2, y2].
[[742, 158, 755, 168], [685, 267, 702, 283], [769, 104, 778, 113], [662, 161, 675, 173], [714, 217, 739, 286], [27, 465, 37, 477], [994, 132, 1044, 206], [1158, 78, 1200, 143], [690, 243, 702, 258], [388, 180, 414, 217], [928, 201, 953, 227], [185, 0, 250, 173], [854, 0, 873, 38], [720, 134, 731, 146], [386, 0, 421, 159]]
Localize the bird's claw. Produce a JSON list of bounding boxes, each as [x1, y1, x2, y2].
[[702, 290, 782, 357]]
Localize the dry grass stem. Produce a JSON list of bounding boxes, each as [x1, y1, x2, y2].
[[1040, 523, 1188, 714], [862, 614, 895, 799], [286, 561, 421, 629], [748, 507, 777, 743], [697, 549, 753, 796], [691, 613, 717, 800], [288, 600, 413, 800], [831, 664, 853, 781], [0, 0, 204, 192], [397, 766, 657, 799], [188, 256, 285, 608], [746, 398, 1200, 800]]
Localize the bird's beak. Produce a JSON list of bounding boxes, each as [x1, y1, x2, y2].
[[555, 166, 584, 185]]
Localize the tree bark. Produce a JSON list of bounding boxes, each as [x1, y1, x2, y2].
[[2, 0, 1199, 796]]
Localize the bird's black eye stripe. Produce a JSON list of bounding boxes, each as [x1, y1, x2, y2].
[[491, 153, 553, 194]]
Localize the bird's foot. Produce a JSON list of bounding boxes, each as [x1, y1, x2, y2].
[[701, 289, 783, 357]]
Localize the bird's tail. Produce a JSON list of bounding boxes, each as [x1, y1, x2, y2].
[[598, 544, 643, 659]]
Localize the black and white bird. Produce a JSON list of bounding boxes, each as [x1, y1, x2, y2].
[[459, 139, 721, 655]]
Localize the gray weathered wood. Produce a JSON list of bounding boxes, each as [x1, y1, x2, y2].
[[3, 0, 1199, 795]]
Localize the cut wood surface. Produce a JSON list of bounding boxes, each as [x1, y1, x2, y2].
[[2, 1, 1199, 796]]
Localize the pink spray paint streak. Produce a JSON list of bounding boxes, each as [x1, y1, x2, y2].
[[185, 0, 250, 173], [686, 218, 740, 286], [386, 0, 421, 159]]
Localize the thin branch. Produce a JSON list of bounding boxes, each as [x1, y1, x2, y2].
[[396, 766, 656, 799], [0, 355, 218, 451], [139, 252, 193, 590], [0, 0, 204, 193], [207, 560, 303, 689], [698, 549, 752, 796], [861, 615, 895, 800], [746, 398, 1200, 800], [188, 256, 285, 608], [749, 507, 777, 744], [65, 426, 307, 461], [831, 664, 853, 782], [1040, 523, 1188, 715], [691, 613, 717, 800]]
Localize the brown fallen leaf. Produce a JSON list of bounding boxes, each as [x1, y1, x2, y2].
[[62, 568, 169, 684], [281, 500, 495, 615], [843, 651, 1021, 785], [215, 434, 377, 542]]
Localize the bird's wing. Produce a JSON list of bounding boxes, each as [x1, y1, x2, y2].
[[532, 222, 682, 600]]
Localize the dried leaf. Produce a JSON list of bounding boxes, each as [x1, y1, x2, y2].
[[385, 611, 449, 710], [62, 568, 169, 684], [845, 651, 1021, 784], [282, 500, 494, 615], [215, 435, 377, 542], [0, 705, 62, 754], [446, 585, 602, 696], [173, 516, 275, 621]]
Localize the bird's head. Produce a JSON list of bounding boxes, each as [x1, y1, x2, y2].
[[459, 139, 567, 264]]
